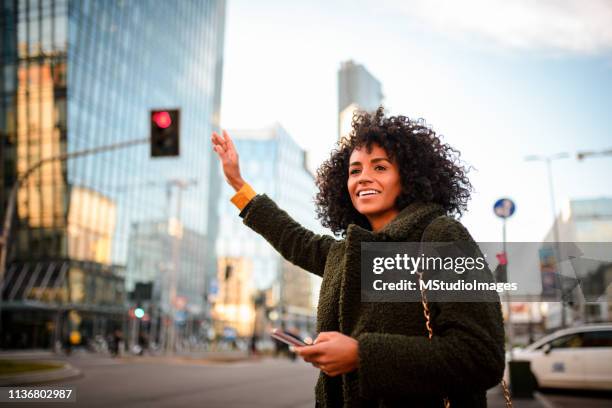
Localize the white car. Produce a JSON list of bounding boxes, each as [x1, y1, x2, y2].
[[509, 324, 612, 390]]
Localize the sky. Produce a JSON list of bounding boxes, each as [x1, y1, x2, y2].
[[219, 0, 612, 243]]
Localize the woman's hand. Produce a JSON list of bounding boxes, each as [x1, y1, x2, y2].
[[294, 331, 359, 377], [211, 130, 245, 192]]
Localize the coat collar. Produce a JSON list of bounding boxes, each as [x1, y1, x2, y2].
[[346, 201, 446, 242], [338, 201, 446, 336]]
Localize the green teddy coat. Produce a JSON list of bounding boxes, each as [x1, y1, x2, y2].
[[239, 194, 505, 408]]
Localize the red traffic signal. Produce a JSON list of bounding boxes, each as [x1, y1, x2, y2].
[[150, 109, 180, 157], [152, 111, 172, 129], [496, 252, 508, 266]]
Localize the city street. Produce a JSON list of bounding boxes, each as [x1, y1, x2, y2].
[[4, 354, 318, 408], [1, 353, 611, 407], [537, 389, 612, 408]]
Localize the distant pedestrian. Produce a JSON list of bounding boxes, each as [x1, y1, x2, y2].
[[109, 329, 122, 357], [63, 335, 72, 356], [249, 334, 258, 356], [138, 332, 148, 355]]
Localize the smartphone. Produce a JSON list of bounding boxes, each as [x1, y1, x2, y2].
[[270, 328, 310, 347]]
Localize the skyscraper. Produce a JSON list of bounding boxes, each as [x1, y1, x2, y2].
[[338, 60, 384, 140], [0, 0, 226, 349]]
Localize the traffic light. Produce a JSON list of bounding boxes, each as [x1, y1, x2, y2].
[[494, 264, 507, 283], [494, 252, 508, 283], [134, 307, 145, 319], [150, 109, 180, 157]]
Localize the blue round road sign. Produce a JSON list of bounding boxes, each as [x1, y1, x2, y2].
[[494, 198, 515, 218]]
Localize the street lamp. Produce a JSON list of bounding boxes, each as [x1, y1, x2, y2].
[[524, 152, 569, 327], [165, 178, 197, 354]]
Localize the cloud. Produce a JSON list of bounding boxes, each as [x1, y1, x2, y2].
[[388, 0, 612, 55]]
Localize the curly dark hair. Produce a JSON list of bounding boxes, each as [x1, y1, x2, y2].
[[315, 107, 473, 236]]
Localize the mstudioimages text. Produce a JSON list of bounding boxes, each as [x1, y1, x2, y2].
[[373, 279, 518, 293], [372, 253, 487, 275]]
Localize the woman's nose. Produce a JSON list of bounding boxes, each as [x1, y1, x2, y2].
[[357, 168, 375, 183]]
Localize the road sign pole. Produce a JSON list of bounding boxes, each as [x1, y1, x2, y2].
[[494, 198, 516, 363], [503, 217, 514, 361]]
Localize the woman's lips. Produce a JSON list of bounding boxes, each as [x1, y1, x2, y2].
[[357, 192, 380, 200]]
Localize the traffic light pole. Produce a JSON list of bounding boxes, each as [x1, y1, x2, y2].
[[0, 137, 149, 343]]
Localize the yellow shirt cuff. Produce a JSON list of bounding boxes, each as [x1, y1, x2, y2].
[[230, 183, 257, 211]]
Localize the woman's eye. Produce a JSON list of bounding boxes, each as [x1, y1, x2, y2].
[[375, 165, 386, 171], [350, 169, 360, 175]]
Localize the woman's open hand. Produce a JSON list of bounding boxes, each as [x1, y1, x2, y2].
[[211, 130, 244, 191], [294, 331, 359, 377]]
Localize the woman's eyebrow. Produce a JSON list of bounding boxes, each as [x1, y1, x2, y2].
[[349, 157, 391, 166], [371, 157, 391, 164]]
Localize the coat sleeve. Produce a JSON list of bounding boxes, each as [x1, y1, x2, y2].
[[239, 194, 337, 278], [357, 216, 506, 399]]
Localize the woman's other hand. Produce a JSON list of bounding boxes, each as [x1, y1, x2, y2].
[[294, 331, 359, 377], [211, 130, 245, 191]]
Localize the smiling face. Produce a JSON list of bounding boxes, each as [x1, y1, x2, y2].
[[347, 143, 403, 231]]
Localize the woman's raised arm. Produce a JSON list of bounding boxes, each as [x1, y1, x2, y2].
[[211, 130, 336, 277]]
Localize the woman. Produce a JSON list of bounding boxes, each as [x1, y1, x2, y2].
[[211, 108, 505, 407]]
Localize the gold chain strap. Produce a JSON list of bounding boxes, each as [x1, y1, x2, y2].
[[501, 379, 513, 407], [416, 272, 512, 408]]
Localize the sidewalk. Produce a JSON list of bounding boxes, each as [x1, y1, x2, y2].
[[0, 349, 55, 359], [0, 349, 255, 385], [487, 385, 553, 408], [0, 350, 81, 386]]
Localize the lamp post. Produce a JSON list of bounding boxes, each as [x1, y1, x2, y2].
[[165, 178, 197, 354], [525, 152, 569, 328]]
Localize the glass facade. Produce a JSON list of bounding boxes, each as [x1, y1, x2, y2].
[[215, 125, 322, 335], [0, 0, 226, 348]]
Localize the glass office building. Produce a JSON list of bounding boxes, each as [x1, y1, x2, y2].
[[215, 125, 322, 336], [0, 0, 226, 348]]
